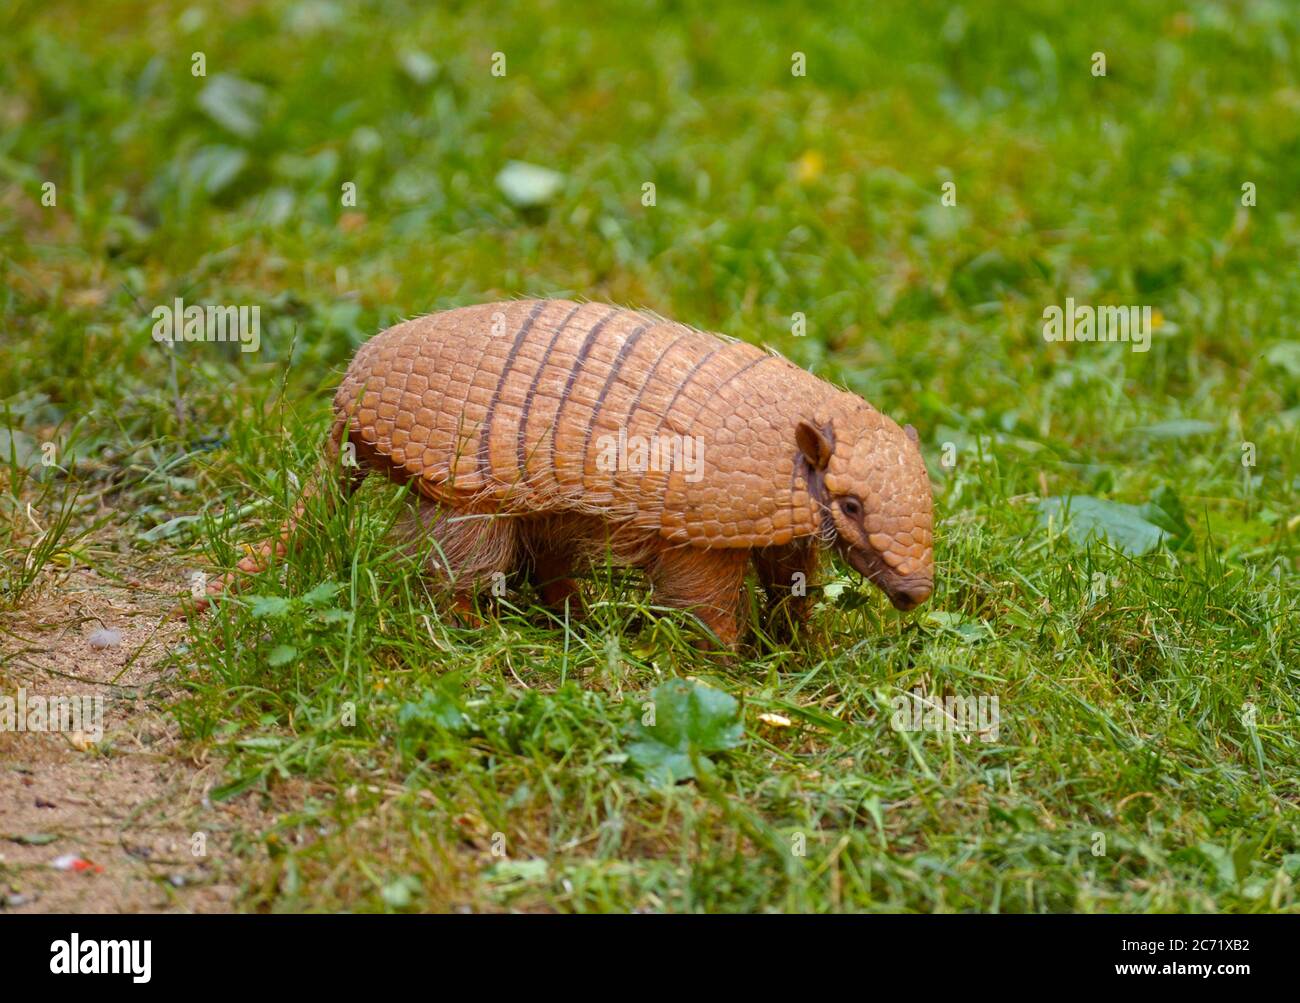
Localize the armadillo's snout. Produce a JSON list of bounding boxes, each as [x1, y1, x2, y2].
[[843, 545, 933, 611], [885, 578, 932, 612]]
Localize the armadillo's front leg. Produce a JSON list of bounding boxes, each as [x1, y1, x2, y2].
[[184, 420, 367, 617], [404, 501, 520, 620], [645, 546, 750, 647], [753, 539, 820, 642]]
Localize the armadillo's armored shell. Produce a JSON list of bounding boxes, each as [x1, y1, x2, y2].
[[334, 299, 867, 547]]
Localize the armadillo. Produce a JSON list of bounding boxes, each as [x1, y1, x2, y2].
[[197, 299, 934, 646]]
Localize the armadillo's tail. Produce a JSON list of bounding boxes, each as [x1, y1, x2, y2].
[[171, 414, 363, 619]]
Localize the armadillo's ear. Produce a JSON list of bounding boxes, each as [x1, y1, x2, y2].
[[904, 424, 919, 445], [795, 420, 832, 470]]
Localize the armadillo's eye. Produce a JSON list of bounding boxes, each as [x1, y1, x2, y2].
[[840, 496, 863, 519]]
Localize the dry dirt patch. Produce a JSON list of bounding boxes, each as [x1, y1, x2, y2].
[[0, 566, 267, 913]]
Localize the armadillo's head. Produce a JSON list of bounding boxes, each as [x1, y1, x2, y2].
[[796, 412, 934, 611]]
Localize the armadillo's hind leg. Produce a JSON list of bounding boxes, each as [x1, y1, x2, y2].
[[518, 524, 584, 614], [753, 539, 820, 643], [644, 546, 750, 648], [530, 550, 583, 612]]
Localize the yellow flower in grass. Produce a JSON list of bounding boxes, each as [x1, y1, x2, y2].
[[795, 150, 824, 185]]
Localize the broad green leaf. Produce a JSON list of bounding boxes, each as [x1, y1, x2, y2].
[[300, 581, 340, 607], [1194, 841, 1238, 888], [248, 594, 294, 618], [234, 736, 286, 750], [1038, 494, 1169, 555], [1127, 419, 1215, 439], [821, 576, 853, 602], [923, 610, 993, 643], [399, 50, 438, 85], [197, 73, 267, 138], [1265, 342, 1300, 378], [495, 160, 564, 208], [6, 832, 58, 846], [1136, 485, 1192, 550], [398, 681, 471, 757], [267, 644, 297, 667], [0, 428, 39, 469], [186, 145, 249, 196], [137, 513, 202, 542], [485, 859, 548, 885], [381, 876, 421, 908], [624, 679, 743, 786]]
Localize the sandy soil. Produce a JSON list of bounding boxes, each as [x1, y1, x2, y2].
[[0, 565, 265, 913]]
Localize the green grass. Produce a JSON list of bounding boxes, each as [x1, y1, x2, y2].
[[1, 0, 1298, 912]]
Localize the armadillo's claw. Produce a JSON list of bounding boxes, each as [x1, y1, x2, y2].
[[163, 590, 215, 623], [166, 565, 244, 623], [162, 599, 193, 622], [449, 594, 485, 629], [174, 540, 289, 622]]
